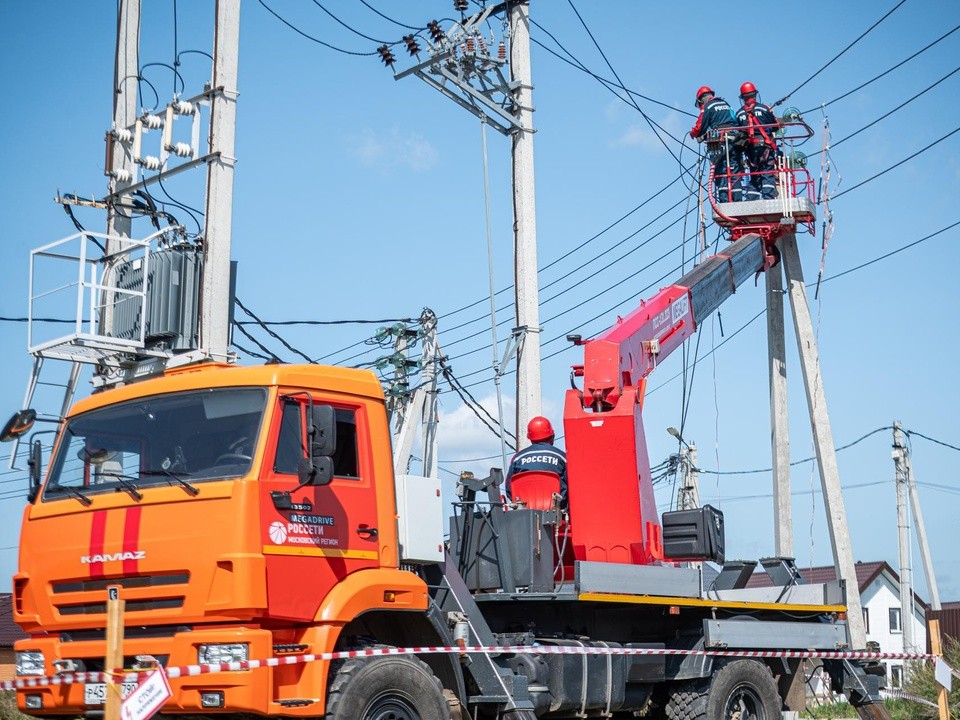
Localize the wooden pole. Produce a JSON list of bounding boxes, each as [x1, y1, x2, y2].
[[105, 585, 125, 720], [928, 618, 950, 720]]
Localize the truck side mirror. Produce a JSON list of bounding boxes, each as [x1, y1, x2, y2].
[[0, 409, 37, 442], [27, 439, 42, 503], [309, 405, 336, 457], [296, 405, 336, 487]]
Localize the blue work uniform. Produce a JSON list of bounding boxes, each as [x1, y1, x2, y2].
[[504, 442, 567, 499], [690, 96, 743, 202], [736, 101, 779, 200]]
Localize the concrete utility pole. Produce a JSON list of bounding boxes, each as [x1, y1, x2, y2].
[[102, 0, 141, 337], [779, 234, 866, 649], [677, 442, 700, 511], [765, 261, 793, 556], [200, 0, 241, 360], [509, 0, 542, 444], [892, 422, 915, 651]]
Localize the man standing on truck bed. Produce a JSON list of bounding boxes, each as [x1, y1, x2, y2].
[[504, 416, 567, 504]]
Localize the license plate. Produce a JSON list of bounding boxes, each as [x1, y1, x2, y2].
[[84, 682, 138, 706]]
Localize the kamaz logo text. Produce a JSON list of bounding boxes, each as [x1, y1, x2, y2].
[[80, 551, 145, 564]]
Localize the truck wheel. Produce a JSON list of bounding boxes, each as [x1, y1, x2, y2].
[[324, 655, 451, 720], [666, 660, 781, 720]]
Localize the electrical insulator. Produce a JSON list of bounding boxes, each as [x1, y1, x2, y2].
[[113, 127, 133, 143], [174, 101, 197, 115], [139, 155, 162, 170], [498, 41, 506, 60], [465, 36, 475, 53], [171, 142, 192, 158], [454, 0, 468, 11], [377, 44, 395, 67], [477, 36, 487, 54], [403, 34, 420, 56], [427, 20, 445, 44], [111, 168, 132, 182], [142, 114, 163, 130]]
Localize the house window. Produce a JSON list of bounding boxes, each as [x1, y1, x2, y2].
[[890, 664, 903, 688], [889, 607, 902, 633], [862, 608, 870, 635]]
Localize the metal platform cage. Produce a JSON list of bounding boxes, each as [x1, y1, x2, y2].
[[27, 228, 176, 362]]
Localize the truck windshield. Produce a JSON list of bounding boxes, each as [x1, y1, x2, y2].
[[43, 387, 267, 501]]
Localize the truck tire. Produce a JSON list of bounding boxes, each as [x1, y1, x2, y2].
[[324, 655, 451, 720], [666, 660, 781, 720]]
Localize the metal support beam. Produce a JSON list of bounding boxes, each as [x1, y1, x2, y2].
[[200, 0, 240, 360], [510, 1, 541, 444], [780, 233, 865, 649], [766, 259, 792, 556]]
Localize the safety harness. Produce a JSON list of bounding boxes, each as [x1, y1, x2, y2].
[[744, 100, 778, 150]]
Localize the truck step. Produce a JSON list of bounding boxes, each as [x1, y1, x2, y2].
[[277, 699, 317, 708], [273, 644, 309, 654]]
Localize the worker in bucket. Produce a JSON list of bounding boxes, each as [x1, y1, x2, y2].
[[504, 416, 567, 504], [689, 85, 742, 202], [736, 81, 780, 200]]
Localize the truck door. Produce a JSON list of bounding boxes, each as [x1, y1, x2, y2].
[[259, 396, 381, 621]]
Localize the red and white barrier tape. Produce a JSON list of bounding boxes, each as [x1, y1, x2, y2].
[[880, 688, 939, 708], [0, 645, 939, 692]]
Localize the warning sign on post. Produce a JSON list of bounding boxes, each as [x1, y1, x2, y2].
[[120, 669, 171, 720]]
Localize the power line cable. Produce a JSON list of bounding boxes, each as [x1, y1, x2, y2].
[[236, 317, 413, 327], [528, 20, 694, 118], [234, 297, 316, 363], [906, 430, 960, 453], [831, 64, 960, 149], [232, 322, 283, 362], [231, 339, 276, 363], [832, 125, 960, 199], [257, 0, 381, 55], [309, 0, 394, 44], [817, 220, 959, 285], [358, 0, 421, 31], [698, 426, 894, 476], [774, 0, 909, 107], [802, 22, 960, 113]]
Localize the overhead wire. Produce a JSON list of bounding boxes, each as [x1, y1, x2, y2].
[[234, 297, 314, 363], [802, 22, 960, 113], [357, 0, 421, 31], [832, 126, 960, 199], [831, 64, 960, 149], [773, 0, 909, 107], [308, 0, 395, 44], [256, 0, 382, 55]]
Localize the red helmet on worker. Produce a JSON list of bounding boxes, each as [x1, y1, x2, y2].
[[694, 85, 714, 107], [739, 81, 758, 99], [527, 416, 555, 443]]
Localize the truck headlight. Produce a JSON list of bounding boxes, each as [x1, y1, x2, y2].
[[16, 651, 45, 676], [197, 643, 248, 665]]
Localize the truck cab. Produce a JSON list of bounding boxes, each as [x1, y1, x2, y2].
[[13, 363, 431, 717]]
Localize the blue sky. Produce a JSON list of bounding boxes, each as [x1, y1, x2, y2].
[[1, 1, 958, 613]]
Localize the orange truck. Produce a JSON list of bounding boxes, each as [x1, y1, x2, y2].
[[10, 233, 894, 720]]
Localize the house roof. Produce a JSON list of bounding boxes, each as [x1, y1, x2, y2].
[[0, 595, 26, 647], [744, 560, 929, 608]]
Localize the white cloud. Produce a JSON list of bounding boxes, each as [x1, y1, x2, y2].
[[348, 127, 438, 172]]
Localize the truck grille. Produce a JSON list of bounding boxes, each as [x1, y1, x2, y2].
[[52, 573, 190, 594], [57, 597, 184, 616]]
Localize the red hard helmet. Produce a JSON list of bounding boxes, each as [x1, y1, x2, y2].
[[739, 81, 758, 98], [695, 85, 713, 107], [527, 416, 554, 443]]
